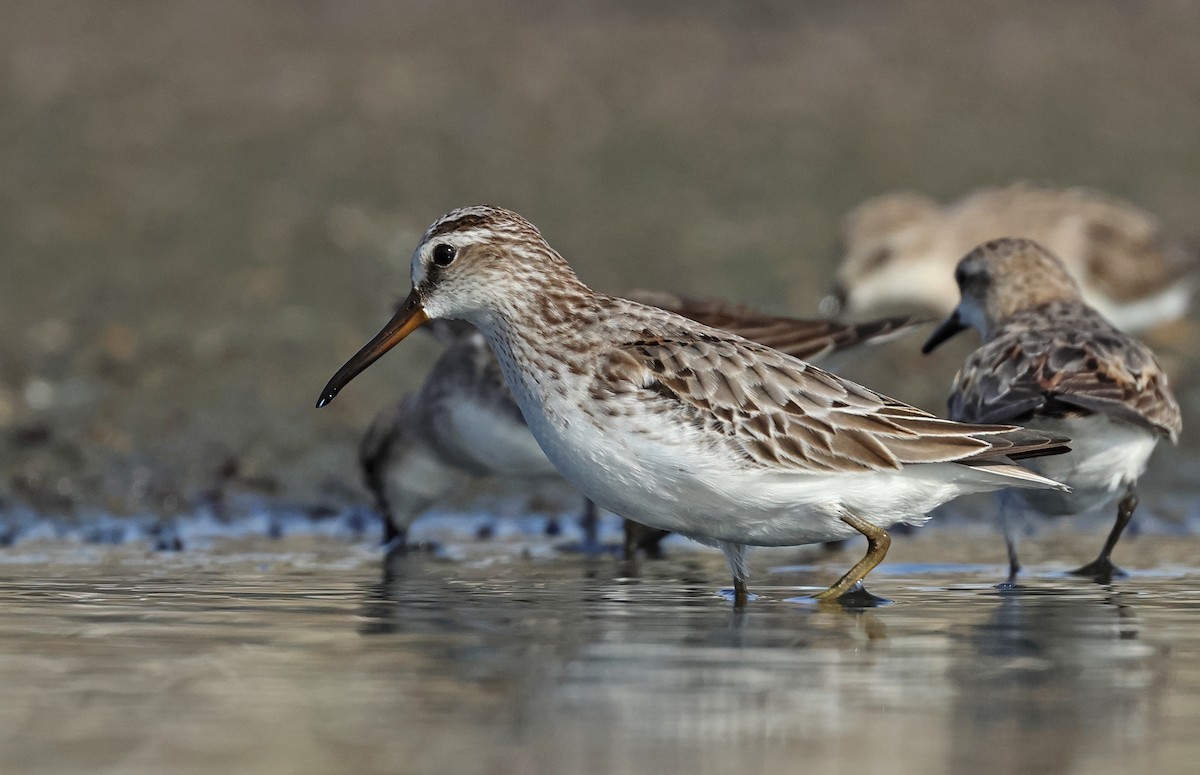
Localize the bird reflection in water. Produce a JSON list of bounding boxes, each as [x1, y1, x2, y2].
[[946, 588, 1155, 774]]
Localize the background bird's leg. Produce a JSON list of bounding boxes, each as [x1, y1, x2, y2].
[[1070, 485, 1137, 583], [622, 520, 670, 560], [382, 517, 401, 547], [998, 493, 1023, 588], [622, 519, 638, 561], [382, 525, 408, 559], [637, 528, 669, 559], [579, 499, 598, 547]]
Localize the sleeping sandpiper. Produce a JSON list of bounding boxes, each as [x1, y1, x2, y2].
[[830, 183, 1197, 332]]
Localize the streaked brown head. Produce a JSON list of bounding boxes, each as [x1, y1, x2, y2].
[[317, 206, 582, 408], [923, 238, 1083, 352]]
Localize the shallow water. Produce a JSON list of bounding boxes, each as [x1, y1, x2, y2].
[[1, 536, 1199, 775]]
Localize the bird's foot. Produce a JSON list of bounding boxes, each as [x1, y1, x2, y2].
[[814, 581, 891, 608], [719, 587, 757, 606], [1068, 556, 1128, 584], [994, 568, 1022, 591]]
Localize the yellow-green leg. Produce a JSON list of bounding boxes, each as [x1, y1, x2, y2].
[[813, 513, 891, 601]]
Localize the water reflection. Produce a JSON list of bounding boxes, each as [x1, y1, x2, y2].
[[947, 589, 1155, 775], [0, 544, 1195, 775], [351, 552, 1184, 774]]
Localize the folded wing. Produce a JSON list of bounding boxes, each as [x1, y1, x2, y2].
[[593, 328, 1069, 480]]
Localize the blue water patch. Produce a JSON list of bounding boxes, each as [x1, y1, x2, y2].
[[2, 490, 1200, 568], [0, 494, 636, 553]]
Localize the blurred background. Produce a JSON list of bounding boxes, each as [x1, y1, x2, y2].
[[2, 0, 1199, 524]]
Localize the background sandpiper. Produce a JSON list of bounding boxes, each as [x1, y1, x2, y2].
[[830, 183, 1198, 332], [923, 237, 1183, 584]]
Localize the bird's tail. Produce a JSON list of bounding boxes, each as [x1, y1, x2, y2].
[[959, 458, 1070, 492], [960, 427, 1072, 491]]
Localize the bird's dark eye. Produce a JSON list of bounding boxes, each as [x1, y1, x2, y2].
[[432, 243, 457, 266]]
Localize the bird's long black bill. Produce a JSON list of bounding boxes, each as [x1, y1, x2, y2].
[[316, 290, 428, 408], [921, 309, 966, 354]]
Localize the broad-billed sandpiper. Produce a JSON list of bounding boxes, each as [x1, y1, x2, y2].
[[319, 206, 1070, 605], [361, 294, 924, 558], [923, 238, 1182, 584], [830, 183, 1197, 332]]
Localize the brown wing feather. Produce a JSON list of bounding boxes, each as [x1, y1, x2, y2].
[[626, 289, 924, 362], [594, 327, 1068, 475], [949, 302, 1181, 442]]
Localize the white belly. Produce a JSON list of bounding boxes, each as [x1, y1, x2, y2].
[[517, 388, 1028, 547], [1010, 415, 1159, 516], [439, 400, 560, 479]]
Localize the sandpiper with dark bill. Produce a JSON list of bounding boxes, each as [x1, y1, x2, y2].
[[361, 294, 926, 560], [319, 206, 1070, 606], [923, 237, 1182, 584]]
